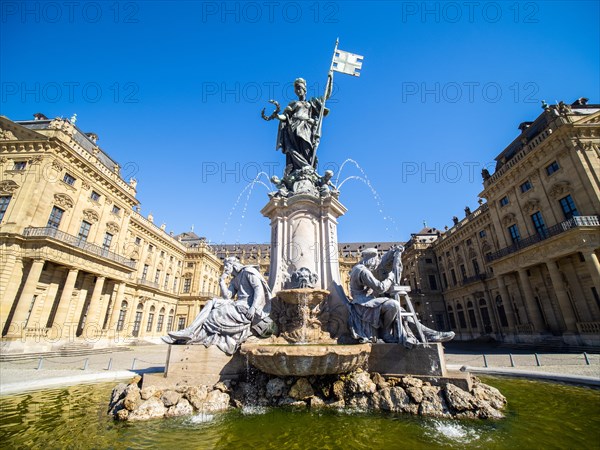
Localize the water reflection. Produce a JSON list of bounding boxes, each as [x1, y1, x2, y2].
[[1, 378, 598, 449]]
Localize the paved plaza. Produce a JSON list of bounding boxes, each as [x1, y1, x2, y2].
[[1, 343, 598, 395]]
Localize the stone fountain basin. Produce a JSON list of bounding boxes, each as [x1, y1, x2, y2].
[[240, 343, 371, 377], [276, 288, 330, 307]]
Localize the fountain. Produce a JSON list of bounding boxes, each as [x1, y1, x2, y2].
[[108, 43, 506, 422]]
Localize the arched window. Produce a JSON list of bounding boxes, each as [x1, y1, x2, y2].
[[467, 301, 477, 328], [157, 307, 165, 332], [479, 298, 492, 333], [167, 309, 175, 332], [456, 303, 467, 328], [447, 305, 457, 329], [146, 305, 155, 332], [132, 303, 143, 337], [495, 295, 509, 327], [116, 300, 128, 332]]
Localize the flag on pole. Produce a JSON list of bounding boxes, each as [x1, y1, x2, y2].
[[332, 49, 364, 77]]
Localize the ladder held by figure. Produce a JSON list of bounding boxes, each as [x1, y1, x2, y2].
[[390, 285, 427, 345]]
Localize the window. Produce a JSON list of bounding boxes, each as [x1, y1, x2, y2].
[[447, 306, 457, 329], [499, 196, 509, 207], [135, 236, 141, 245], [466, 239, 472, 246], [78, 220, 92, 241], [559, 195, 579, 220], [102, 232, 113, 250], [520, 180, 532, 193], [183, 277, 191, 293], [167, 309, 175, 332], [508, 224, 520, 244], [425, 258, 433, 264], [456, 304, 467, 328], [157, 308, 165, 332], [531, 211, 547, 236], [63, 173, 76, 186], [146, 306, 155, 332], [154, 269, 161, 284], [164, 273, 170, 290], [442, 272, 448, 289], [132, 303, 143, 337], [141, 264, 149, 280], [47, 206, 64, 229], [472, 259, 480, 275], [111, 205, 121, 215], [160, 250, 165, 258], [467, 301, 477, 328], [546, 161, 560, 175], [460, 264, 467, 279], [450, 269, 457, 286], [173, 277, 179, 292], [116, 301, 128, 332], [148, 244, 154, 253], [428, 274, 438, 290], [479, 230, 486, 238], [177, 317, 186, 330], [90, 191, 100, 201], [187, 262, 194, 268], [13, 161, 27, 170], [0, 195, 12, 221]]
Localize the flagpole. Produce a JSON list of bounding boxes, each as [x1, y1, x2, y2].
[[311, 38, 339, 167]]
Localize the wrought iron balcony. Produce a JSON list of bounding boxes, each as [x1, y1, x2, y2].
[[486, 216, 600, 262], [137, 278, 159, 289], [23, 227, 136, 269], [461, 273, 488, 285]]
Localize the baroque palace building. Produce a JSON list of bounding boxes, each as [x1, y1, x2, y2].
[[1, 97, 599, 353]]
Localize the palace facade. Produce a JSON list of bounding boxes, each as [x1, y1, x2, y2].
[[1, 97, 598, 352]]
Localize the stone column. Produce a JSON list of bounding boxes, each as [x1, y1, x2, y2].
[[562, 257, 591, 320], [583, 251, 600, 298], [517, 268, 545, 331], [71, 274, 95, 335], [51, 268, 79, 329], [496, 276, 517, 330], [545, 261, 578, 331], [81, 276, 106, 338], [10, 259, 45, 329], [108, 282, 127, 330], [37, 265, 64, 329]]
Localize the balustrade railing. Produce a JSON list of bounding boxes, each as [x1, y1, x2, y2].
[[487, 216, 599, 262], [23, 227, 136, 269]]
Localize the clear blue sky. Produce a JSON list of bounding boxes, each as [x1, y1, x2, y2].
[[2, 1, 599, 245]]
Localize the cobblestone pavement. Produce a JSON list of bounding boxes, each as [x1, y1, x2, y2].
[[1, 343, 598, 394]]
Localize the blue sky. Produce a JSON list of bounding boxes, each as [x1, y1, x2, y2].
[[1, 1, 599, 245]]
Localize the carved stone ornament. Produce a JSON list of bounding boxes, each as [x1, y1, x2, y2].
[[52, 160, 64, 172], [285, 267, 319, 289], [524, 199, 540, 214], [0, 180, 19, 194], [54, 193, 74, 209], [106, 221, 120, 234], [81, 181, 91, 190], [83, 209, 99, 223], [548, 181, 571, 199], [28, 155, 43, 165], [501, 213, 516, 226], [0, 127, 17, 140], [0, 156, 7, 164]]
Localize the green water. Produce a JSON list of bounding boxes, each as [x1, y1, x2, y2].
[[1, 377, 599, 449]]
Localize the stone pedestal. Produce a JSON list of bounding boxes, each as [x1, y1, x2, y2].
[[368, 343, 448, 377], [163, 345, 245, 386], [261, 194, 347, 294]]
